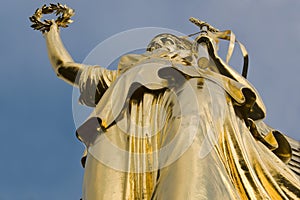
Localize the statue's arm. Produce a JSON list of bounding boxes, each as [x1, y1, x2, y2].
[[43, 22, 84, 86], [43, 22, 118, 106]]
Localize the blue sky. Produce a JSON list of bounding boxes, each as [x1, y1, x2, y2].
[[0, 0, 299, 199]]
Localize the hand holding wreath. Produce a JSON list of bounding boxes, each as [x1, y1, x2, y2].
[[29, 3, 74, 33]]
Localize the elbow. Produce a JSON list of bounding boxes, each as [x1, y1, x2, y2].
[[54, 60, 64, 76], [56, 64, 82, 86]]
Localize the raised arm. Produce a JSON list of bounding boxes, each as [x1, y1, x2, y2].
[[44, 22, 84, 86]]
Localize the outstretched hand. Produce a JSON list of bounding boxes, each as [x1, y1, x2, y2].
[[29, 3, 74, 33], [49, 20, 59, 33]]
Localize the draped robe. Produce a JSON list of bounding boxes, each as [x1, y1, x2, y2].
[[76, 39, 300, 200]]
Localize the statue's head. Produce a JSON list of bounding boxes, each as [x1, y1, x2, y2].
[[145, 19, 249, 80], [146, 33, 192, 53]]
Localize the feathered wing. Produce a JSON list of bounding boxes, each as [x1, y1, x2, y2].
[[285, 135, 300, 179]]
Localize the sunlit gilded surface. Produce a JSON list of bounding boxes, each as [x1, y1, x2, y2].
[[41, 16, 300, 199]]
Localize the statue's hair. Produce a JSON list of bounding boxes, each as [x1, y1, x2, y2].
[[146, 33, 192, 52]]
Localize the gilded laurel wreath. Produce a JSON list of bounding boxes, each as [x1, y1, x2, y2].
[[29, 3, 75, 33]]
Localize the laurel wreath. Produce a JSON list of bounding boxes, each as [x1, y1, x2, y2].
[[29, 3, 75, 33]]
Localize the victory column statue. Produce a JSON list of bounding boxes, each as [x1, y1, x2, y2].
[[30, 4, 300, 200]]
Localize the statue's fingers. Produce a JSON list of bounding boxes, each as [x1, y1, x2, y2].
[[49, 20, 59, 32], [43, 20, 58, 35]]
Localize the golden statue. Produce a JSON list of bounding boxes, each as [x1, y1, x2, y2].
[[30, 4, 300, 199]]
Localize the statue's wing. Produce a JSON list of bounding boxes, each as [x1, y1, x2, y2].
[[253, 120, 300, 179], [285, 136, 300, 179]]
